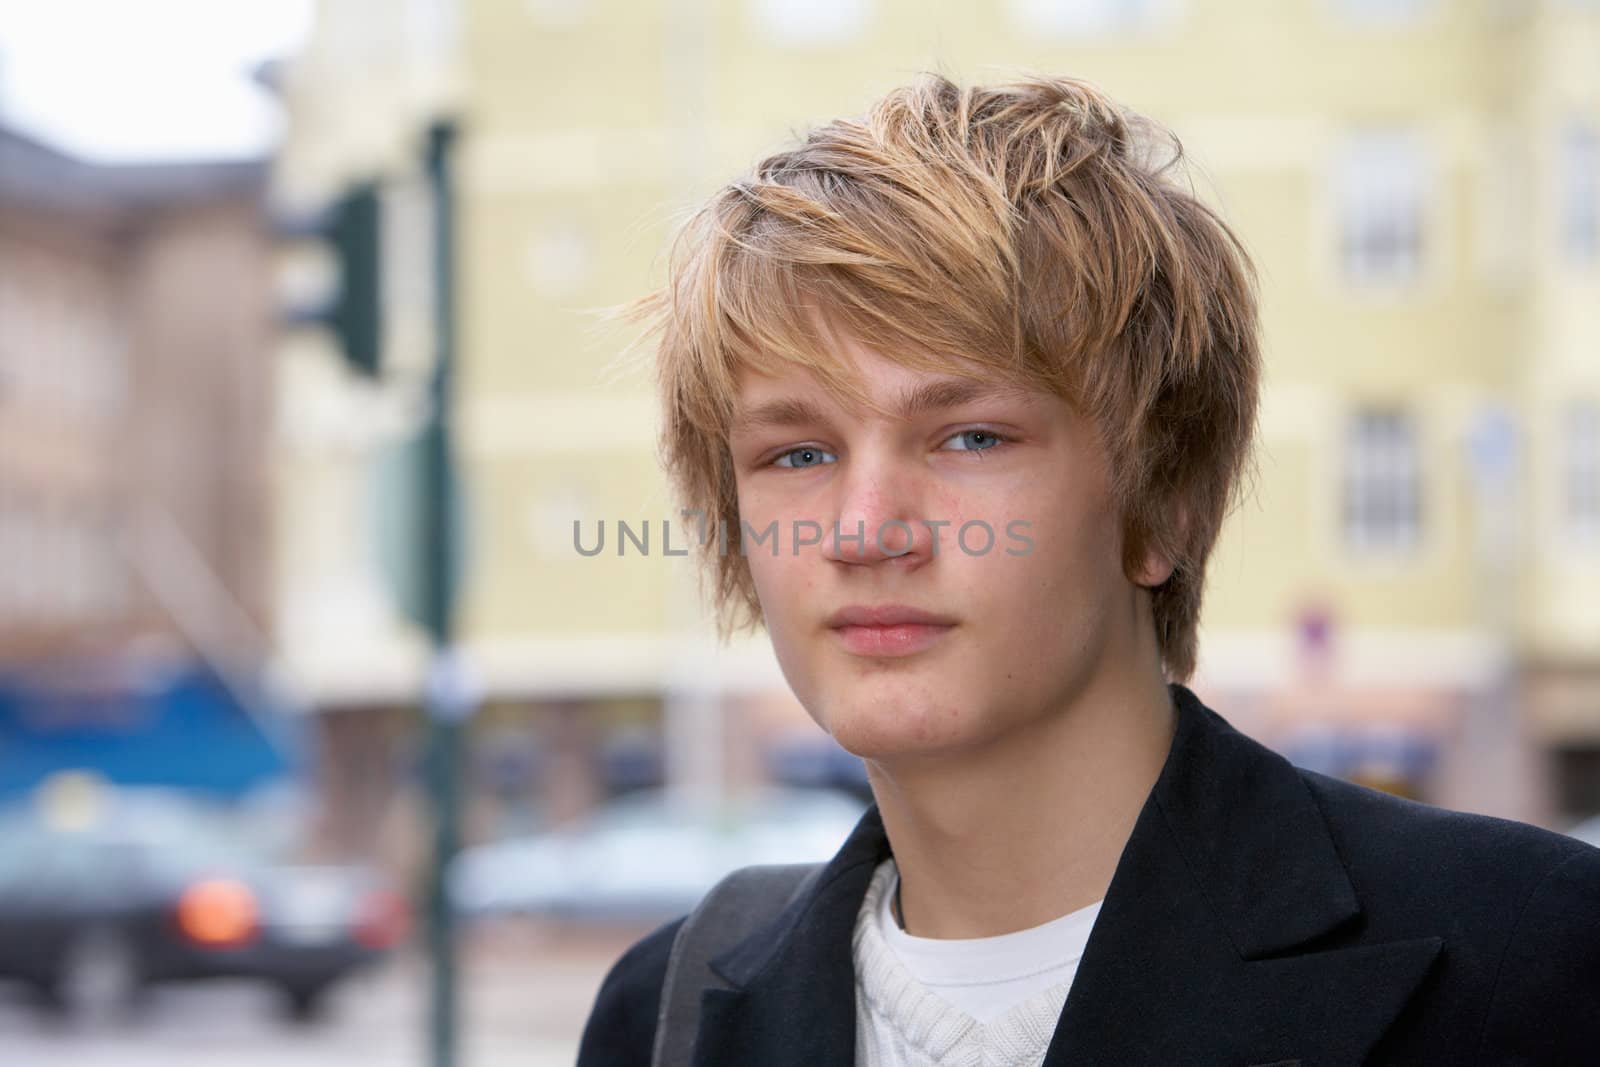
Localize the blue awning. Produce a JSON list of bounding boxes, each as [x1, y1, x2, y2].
[[0, 659, 301, 800]]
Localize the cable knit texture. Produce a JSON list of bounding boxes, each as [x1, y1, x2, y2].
[[852, 858, 1096, 1066]]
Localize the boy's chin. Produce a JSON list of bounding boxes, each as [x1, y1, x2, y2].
[[823, 703, 988, 764]]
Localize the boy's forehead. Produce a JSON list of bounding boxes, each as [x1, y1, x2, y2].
[[731, 356, 1046, 431]]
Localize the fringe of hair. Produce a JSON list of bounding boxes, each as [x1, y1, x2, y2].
[[625, 72, 1262, 683]]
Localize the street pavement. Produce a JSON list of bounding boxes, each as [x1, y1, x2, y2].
[[0, 919, 654, 1067]]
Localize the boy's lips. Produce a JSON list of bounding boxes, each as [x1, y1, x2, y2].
[[826, 605, 957, 657], [825, 604, 958, 628]]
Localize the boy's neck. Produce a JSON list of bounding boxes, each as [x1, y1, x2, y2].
[[866, 668, 1177, 940]]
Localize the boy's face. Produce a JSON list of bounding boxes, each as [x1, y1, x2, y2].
[[727, 329, 1172, 763]]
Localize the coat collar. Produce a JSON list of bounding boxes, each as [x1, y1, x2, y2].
[[692, 683, 1443, 1066]]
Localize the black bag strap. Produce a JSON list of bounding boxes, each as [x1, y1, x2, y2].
[[651, 862, 825, 1067]]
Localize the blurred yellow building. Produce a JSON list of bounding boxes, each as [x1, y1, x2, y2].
[[273, 0, 1600, 850]]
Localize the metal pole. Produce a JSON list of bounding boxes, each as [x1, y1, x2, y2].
[[423, 118, 465, 1067]]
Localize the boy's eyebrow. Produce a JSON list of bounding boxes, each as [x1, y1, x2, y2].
[[733, 377, 1029, 433]]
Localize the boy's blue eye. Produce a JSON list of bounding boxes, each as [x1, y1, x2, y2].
[[774, 446, 837, 469], [942, 429, 1006, 452], [771, 431, 1007, 468]]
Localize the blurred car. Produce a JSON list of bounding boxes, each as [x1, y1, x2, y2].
[[449, 785, 868, 922], [0, 785, 407, 1023]]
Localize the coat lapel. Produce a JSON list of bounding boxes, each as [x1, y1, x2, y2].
[[692, 683, 1445, 1066], [1042, 684, 1444, 1065], [689, 809, 882, 1066]]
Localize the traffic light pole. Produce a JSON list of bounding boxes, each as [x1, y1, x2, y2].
[[422, 119, 466, 1067]]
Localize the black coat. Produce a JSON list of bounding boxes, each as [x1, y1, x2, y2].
[[577, 683, 1600, 1065]]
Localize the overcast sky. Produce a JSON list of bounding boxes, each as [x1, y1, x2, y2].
[[0, 0, 312, 162]]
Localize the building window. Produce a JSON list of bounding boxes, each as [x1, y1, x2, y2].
[[1566, 402, 1600, 546], [0, 497, 15, 621], [749, 0, 871, 47], [1561, 121, 1600, 267], [5, 504, 40, 618], [1343, 408, 1422, 553], [1336, 131, 1428, 288], [88, 512, 129, 620], [1008, 0, 1173, 36], [1330, 0, 1437, 26], [524, 0, 586, 30]]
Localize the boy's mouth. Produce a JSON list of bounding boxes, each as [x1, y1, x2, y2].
[[826, 605, 957, 657]]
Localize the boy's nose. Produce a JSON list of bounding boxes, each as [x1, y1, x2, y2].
[[821, 462, 937, 566]]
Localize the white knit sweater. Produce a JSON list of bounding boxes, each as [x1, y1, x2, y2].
[[851, 858, 1100, 1067]]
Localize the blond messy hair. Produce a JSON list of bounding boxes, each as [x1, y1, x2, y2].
[[635, 72, 1260, 684]]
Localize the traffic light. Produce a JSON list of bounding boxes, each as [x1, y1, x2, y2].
[[327, 182, 383, 377], [280, 181, 384, 378]]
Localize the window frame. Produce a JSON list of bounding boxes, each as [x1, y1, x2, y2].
[[1332, 128, 1432, 292], [1562, 400, 1600, 550], [1341, 406, 1425, 557], [1006, 0, 1185, 38], [1559, 119, 1600, 268]]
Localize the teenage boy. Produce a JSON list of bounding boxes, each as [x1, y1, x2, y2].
[[577, 73, 1600, 1066]]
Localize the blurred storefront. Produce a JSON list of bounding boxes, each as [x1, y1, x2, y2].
[[1526, 661, 1600, 818]]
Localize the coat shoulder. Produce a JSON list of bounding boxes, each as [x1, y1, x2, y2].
[[576, 913, 687, 1067], [1296, 766, 1600, 969], [1296, 767, 1600, 1061], [1295, 765, 1597, 916]]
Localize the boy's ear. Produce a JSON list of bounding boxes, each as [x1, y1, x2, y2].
[[1133, 548, 1176, 590], [1132, 502, 1188, 589]]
